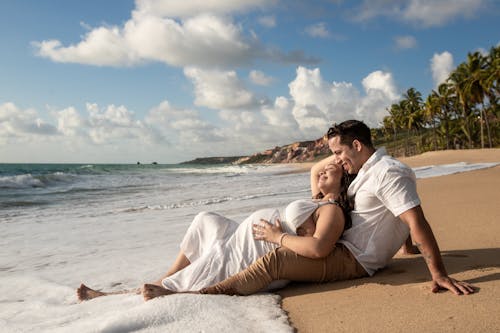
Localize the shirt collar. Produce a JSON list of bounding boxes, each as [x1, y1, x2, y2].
[[347, 147, 388, 196], [359, 147, 387, 173]]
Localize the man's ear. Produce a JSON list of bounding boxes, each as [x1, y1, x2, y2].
[[352, 139, 362, 152]]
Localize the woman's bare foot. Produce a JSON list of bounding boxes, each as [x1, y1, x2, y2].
[[142, 283, 175, 301], [77, 284, 106, 301]]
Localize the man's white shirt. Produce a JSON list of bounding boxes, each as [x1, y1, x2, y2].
[[339, 147, 421, 275]]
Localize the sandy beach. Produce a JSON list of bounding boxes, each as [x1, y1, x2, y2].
[[278, 149, 500, 332]]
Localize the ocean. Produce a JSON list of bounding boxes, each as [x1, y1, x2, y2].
[[1, 161, 498, 332]]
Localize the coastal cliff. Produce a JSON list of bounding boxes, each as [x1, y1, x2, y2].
[[234, 137, 330, 164], [182, 137, 330, 165]]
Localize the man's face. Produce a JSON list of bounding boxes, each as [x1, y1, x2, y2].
[[328, 136, 362, 174]]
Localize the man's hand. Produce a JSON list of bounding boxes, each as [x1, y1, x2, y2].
[[431, 275, 475, 295], [399, 207, 476, 296]]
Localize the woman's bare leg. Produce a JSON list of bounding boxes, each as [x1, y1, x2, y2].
[[151, 252, 191, 285], [141, 284, 198, 301], [78, 252, 191, 301], [142, 284, 177, 301], [168, 252, 191, 275], [77, 284, 141, 301]]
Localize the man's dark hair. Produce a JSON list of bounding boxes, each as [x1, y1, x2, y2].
[[326, 120, 374, 149]]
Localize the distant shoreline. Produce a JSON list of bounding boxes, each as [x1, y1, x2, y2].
[[266, 148, 500, 175]]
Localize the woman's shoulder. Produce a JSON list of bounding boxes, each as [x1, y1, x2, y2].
[[286, 199, 317, 210], [285, 199, 318, 220], [316, 199, 343, 211], [314, 200, 345, 221]]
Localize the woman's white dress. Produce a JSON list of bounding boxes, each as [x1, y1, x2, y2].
[[162, 199, 331, 291]]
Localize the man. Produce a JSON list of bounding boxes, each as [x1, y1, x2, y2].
[[143, 120, 474, 300], [320, 120, 473, 295]]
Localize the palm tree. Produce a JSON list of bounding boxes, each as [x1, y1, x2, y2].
[[424, 93, 439, 150], [449, 64, 475, 148], [434, 82, 457, 149], [462, 52, 490, 148], [378, 44, 499, 153], [401, 88, 424, 154], [479, 46, 500, 147]]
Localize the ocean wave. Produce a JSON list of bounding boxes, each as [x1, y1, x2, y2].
[[171, 165, 255, 175], [0, 200, 50, 209], [121, 196, 236, 213], [119, 189, 308, 213], [413, 162, 499, 179], [0, 172, 76, 189]]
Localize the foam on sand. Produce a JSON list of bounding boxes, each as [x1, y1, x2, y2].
[[0, 275, 292, 333]]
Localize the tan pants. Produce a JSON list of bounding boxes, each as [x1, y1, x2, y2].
[[199, 243, 368, 295]]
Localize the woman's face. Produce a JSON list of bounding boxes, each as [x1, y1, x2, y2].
[[296, 217, 316, 237], [317, 163, 343, 194]]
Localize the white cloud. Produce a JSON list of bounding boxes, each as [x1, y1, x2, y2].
[[145, 100, 223, 145], [257, 15, 276, 28], [361, 70, 398, 101], [54, 106, 87, 137], [84, 103, 158, 145], [130, 14, 260, 67], [53, 103, 164, 146], [305, 22, 330, 38], [217, 106, 301, 153], [261, 96, 298, 129], [249, 70, 274, 86], [353, 0, 487, 28], [33, 0, 315, 68], [185, 67, 259, 110], [288, 67, 399, 133], [134, 0, 273, 18], [0, 102, 58, 141], [403, 0, 485, 27], [35, 14, 257, 68], [357, 71, 399, 125], [394, 35, 417, 50], [430, 51, 454, 87], [288, 67, 360, 133], [34, 27, 138, 67]]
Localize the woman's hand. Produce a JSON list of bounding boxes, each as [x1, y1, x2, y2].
[[253, 218, 284, 244]]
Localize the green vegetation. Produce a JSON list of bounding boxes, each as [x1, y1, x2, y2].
[[379, 45, 499, 156]]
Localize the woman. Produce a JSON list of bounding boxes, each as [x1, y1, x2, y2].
[[78, 162, 351, 301]]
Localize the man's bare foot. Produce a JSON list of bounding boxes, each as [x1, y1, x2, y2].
[[77, 284, 106, 301], [398, 243, 420, 255], [398, 235, 420, 255], [142, 283, 175, 301]]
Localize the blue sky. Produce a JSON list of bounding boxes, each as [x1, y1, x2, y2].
[[1, 0, 499, 163]]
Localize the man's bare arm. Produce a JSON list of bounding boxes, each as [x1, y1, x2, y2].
[[399, 206, 475, 295]]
